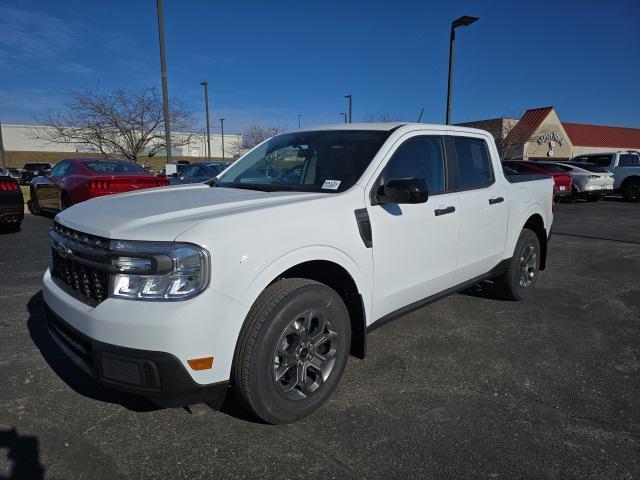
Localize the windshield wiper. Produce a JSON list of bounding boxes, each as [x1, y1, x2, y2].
[[226, 183, 275, 192]]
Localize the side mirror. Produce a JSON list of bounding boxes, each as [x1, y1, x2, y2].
[[376, 178, 429, 204], [170, 172, 178, 178]]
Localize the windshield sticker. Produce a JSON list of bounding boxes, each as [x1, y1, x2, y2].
[[322, 180, 341, 190]]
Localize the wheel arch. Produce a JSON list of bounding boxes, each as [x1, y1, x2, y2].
[[522, 213, 548, 270], [239, 249, 370, 360]]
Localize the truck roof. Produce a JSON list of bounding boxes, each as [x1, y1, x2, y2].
[[295, 122, 493, 137]]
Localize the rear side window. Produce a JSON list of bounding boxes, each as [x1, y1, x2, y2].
[[453, 137, 493, 190], [381, 136, 446, 194], [83, 160, 146, 173], [619, 154, 640, 167]]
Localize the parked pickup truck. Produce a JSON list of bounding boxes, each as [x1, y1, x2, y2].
[[43, 123, 554, 424], [570, 151, 640, 201]]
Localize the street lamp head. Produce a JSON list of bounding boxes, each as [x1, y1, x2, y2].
[[200, 80, 208, 86], [452, 15, 479, 28], [344, 94, 352, 99]]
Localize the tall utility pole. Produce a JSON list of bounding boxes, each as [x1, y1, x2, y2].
[[340, 112, 347, 123], [219, 118, 225, 161], [446, 15, 479, 125], [156, 0, 172, 164], [201, 80, 211, 160], [344, 94, 352, 123], [0, 121, 5, 168], [298, 114, 302, 129]]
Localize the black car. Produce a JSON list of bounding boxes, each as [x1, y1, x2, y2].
[[170, 161, 230, 185], [0, 175, 24, 231], [20, 162, 52, 185]]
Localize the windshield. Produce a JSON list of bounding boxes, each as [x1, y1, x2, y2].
[[535, 163, 567, 174], [216, 130, 392, 192], [565, 163, 608, 173], [83, 160, 147, 174]]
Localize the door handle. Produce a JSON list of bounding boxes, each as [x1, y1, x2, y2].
[[488, 197, 504, 205], [434, 206, 456, 216]]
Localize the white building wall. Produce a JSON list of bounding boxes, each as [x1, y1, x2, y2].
[[1, 124, 242, 159]]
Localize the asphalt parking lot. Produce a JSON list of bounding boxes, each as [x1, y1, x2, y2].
[[1, 200, 639, 480]]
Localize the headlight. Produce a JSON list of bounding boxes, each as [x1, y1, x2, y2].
[[110, 240, 210, 301]]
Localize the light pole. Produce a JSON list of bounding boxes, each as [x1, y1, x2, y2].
[[219, 118, 225, 161], [156, 0, 172, 164], [340, 112, 347, 123], [446, 15, 479, 125], [201, 80, 211, 160], [0, 120, 5, 168], [298, 114, 302, 129], [344, 94, 352, 123]]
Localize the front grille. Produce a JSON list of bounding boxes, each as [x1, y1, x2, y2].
[[49, 222, 112, 306], [51, 249, 109, 304]]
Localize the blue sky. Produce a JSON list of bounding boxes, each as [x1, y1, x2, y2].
[[0, 0, 638, 134]]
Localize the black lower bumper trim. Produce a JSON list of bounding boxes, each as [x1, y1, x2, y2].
[[44, 302, 228, 408]]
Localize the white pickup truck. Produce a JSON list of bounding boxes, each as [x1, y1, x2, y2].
[[43, 123, 554, 424], [569, 151, 640, 201]]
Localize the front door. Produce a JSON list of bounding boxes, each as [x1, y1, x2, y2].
[[368, 133, 460, 321]]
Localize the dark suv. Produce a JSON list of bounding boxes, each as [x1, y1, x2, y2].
[[20, 163, 52, 185]]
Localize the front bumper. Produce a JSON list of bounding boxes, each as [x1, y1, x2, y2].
[[44, 301, 228, 407], [42, 267, 250, 405]]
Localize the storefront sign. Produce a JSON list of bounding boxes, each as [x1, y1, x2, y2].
[[537, 131, 565, 146]]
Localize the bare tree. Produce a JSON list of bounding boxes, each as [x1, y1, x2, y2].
[[27, 86, 196, 162], [232, 123, 284, 151], [362, 112, 402, 123]]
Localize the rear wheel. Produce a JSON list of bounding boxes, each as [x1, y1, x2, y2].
[[29, 192, 41, 216], [60, 192, 71, 210], [232, 278, 351, 424], [621, 180, 640, 202], [495, 229, 541, 301]]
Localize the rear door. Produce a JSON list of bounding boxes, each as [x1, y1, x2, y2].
[[450, 135, 508, 283], [368, 132, 460, 320]]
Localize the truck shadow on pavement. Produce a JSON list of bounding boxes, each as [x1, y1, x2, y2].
[[27, 292, 160, 413], [0, 427, 45, 480]]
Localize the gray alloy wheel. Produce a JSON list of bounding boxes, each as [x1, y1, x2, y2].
[[517, 242, 538, 289], [232, 278, 351, 424], [273, 309, 339, 401], [495, 228, 541, 301]]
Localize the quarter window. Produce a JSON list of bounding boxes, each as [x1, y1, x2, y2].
[[619, 154, 640, 167], [453, 137, 493, 190], [381, 137, 446, 194]]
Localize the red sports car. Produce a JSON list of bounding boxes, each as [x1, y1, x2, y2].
[[502, 160, 572, 199], [29, 158, 169, 214]]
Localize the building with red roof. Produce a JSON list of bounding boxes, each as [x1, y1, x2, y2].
[[459, 107, 640, 161]]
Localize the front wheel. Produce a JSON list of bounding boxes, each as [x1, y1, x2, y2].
[[232, 278, 351, 424], [495, 229, 541, 301], [29, 192, 41, 216]]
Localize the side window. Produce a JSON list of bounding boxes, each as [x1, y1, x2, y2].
[[619, 154, 640, 167], [50, 162, 71, 177], [381, 136, 446, 194], [453, 137, 493, 190], [183, 165, 200, 178]]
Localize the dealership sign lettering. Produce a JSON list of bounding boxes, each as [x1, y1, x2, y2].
[[537, 131, 565, 146]]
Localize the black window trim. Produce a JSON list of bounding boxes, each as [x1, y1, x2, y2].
[[448, 135, 495, 192], [369, 134, 451, 205]]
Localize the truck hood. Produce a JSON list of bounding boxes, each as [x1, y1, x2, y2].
[[55, 184, 325, 240]]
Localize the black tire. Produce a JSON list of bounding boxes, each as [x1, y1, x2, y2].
[[621, 180, 640, 202], [61, 192, 71, 210], [231, 278, 351, 424], [586, 195, 601, 202], [569, 187, 578, 203], [495, 229, 541, 301], [29, 192, 41, 216]]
